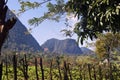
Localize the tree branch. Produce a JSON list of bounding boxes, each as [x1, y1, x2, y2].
[[17, 0, 52, 15]]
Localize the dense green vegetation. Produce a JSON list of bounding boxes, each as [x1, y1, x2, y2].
[[95, 33, 120, 60], [1, 52, 120, 80]]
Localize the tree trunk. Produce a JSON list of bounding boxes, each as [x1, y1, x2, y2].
[[0, 0, 17, 79]]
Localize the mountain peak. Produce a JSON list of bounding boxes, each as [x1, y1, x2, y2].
[[2, 9, 42, 52], [42, 38, 83, 54]]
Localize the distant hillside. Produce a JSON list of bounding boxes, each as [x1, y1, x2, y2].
[[81, 47, 95, 54], [2, 9, 42, 52], [41, 38, 83, 54]]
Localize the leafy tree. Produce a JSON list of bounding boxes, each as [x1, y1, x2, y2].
[[95, 33, 120, 60], [17, 0, 120, 44], [18, 0, 65, 25], [66, 0, 120, 44]]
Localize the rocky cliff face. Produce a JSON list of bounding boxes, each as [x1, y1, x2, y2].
[[2, 9, 42, 52], [42, 38, 83, 54]]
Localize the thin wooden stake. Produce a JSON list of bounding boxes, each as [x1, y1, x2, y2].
[[13, 55, 17, 80], [40, 58, 44, 80], [35, 58, 39, 80]]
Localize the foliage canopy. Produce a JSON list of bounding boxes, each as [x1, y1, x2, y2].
[[95, 33, 120, 59]]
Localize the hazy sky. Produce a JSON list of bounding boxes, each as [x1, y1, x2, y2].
[[7, 0, 89, 47]]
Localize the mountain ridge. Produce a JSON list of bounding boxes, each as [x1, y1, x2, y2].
[[2, 9, 94, 54], [42, 38, 83, 54], [41, 38, 95, 55], [2, 9, 42, 52]]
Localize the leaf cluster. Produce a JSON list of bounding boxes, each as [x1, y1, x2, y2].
[[95, 32, 120, 59], [28, 0, 65, 26], [66, 0, 120, 44], [18, 0, 40, 13]]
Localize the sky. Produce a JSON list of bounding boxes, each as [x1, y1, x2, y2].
[[7, 0, 91, 48]]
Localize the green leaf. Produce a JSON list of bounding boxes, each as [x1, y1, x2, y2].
[[116, 7, 119, 15]]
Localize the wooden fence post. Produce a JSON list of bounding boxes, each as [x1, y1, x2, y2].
[[49, 60, 53, 80], [63, 61, 69, 80], [23, 54, 28, 80], [56, 57, 62, 80], [0, 62, 3, 80], [67, 63, 72, 80], [79, 65, 83, 80], [99, 65, 102, 80], [5, 55, 8, 80], [13, 55, 17, 80], [109, 63, 113, 80], [35, 58, 39, 80], [40, 57, 44, 80], [93, 65, 96, 80], [83, 64, 86, 80], [88, 64, 92, 80]]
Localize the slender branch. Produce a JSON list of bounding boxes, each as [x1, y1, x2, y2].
[[39, 0, 52, 5], [5, 0, 8, 4], [17, 0, 52, 16]]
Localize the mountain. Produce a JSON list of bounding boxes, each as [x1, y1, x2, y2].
[[41, 38, 83, 54], [81, 47, 95, 54], [2, 9, 42, 52]]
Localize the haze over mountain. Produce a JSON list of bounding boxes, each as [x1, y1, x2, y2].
[[2, 9, 42, 52], [41, 38, 83, 54], [81, 47, 95, 54]]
